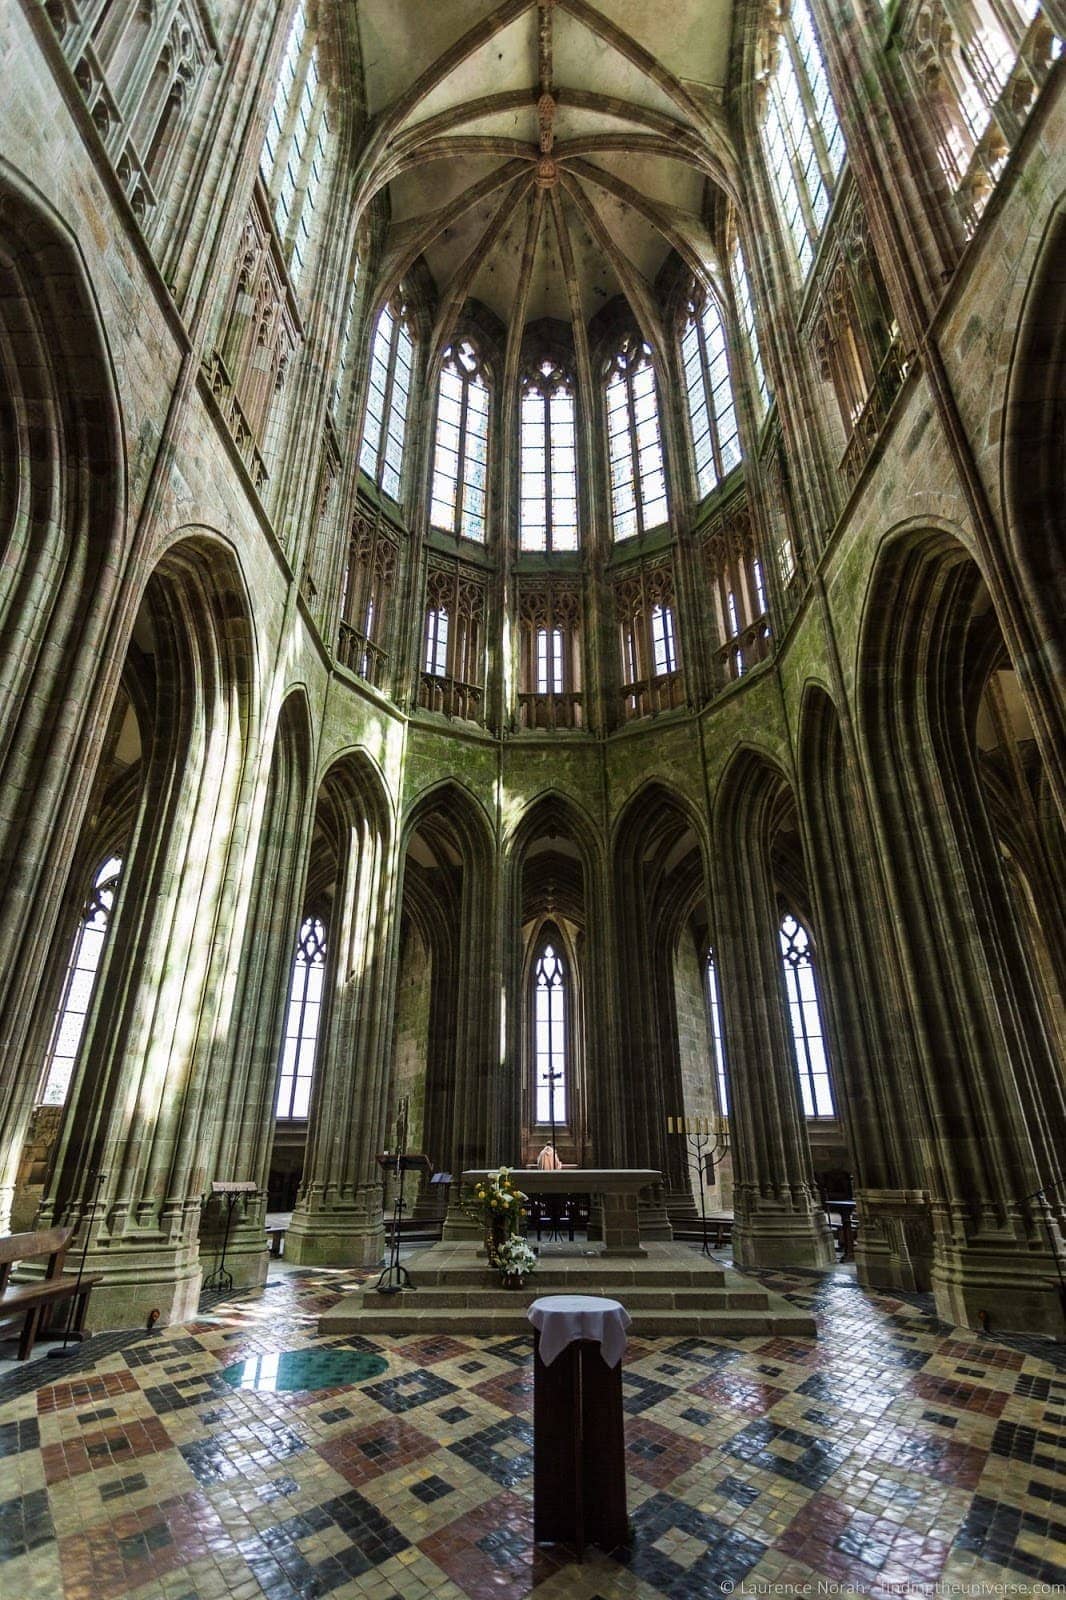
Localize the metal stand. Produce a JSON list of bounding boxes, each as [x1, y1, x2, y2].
[[202, 1181, 257, 1293], [375, 1098, 432, 1295], [47, 1168, 107, 1359], [667, 1116, 730, 1259]]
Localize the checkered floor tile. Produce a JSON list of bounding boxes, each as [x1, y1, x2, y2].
[[1, 1256, 1064, 1599]]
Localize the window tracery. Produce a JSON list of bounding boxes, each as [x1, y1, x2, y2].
[[337, 507, 396, 687], [276, 914, 326, 1120], [430, 340, 491, 543], [904, 0, 1060, 235], [520, 358, 579, 551], [758, 0, 846, 279], [359, 297, 415, 502], [605, 337, 669, 539], [418, 560, 487, 721], [39, 856, 122, 1108], [331, 252, 361, 422], [779, 912, 835, 1117], [613, 558, 683, 720], [701, 503, 773, 684], [206, 193, 299, 491], [516, 577, 583, 729], [45, 0, 214, 226], [681, 285, 742, 500]]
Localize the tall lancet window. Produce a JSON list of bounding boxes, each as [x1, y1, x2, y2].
[[430, 340, 490, 542], [681, 288, 742, 499], [520, 358, 579, 551], [533, 937, 569, 1125], [779, 913, 835, 1116], [704, 949, 730, 1115], [40, 856, 123, 1107], [360, 298, 415, 501], [259, 3, 330, 288], [730, 238, 770, 416], [605, 337, 669, 539], [276, 915, 326, 1120], [761, 0, 846, 278]]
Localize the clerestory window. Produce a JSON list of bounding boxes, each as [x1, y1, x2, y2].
[[761, 0, 846, 279], [681, 288, 742, 499], [730, 238, 771, 416], [276, 915, 326, 1120], [520, 359, 579, 551], [605, 337, 669, 539], [430, 341, 491, 542], [260, 4, 330, 288], [704, 949, 730, 1115], [359, 299, 415, 502]]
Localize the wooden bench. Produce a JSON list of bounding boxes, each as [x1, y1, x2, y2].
[[0, 1226, 102, 1360]]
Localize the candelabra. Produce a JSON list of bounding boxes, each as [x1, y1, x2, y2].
[[666, 1114, 730, 1258]]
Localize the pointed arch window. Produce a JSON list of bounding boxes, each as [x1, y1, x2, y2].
[[520, 359, 579, 551], [730, 238, 771, 416], [40, 856, 122, 1107], [331, 252, 361, 421], [276, 915, 326, 1120], [779, 913, 835, 1116], [681, 288, 742, 499], [533, 938, 569, 1126], [359, 298, 415, 502], [260, 3, 330, 288], [704, 950, 730, 1115], [431, 340, 491, 542], [605, 337, 669, 539], [761, 0, 846, 279]]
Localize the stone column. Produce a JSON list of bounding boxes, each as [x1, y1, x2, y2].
[[39, 540, 257, 1329], [287, 761, 395, 1266], [713, 757, 835, 1271]]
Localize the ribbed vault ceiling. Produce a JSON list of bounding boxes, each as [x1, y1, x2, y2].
[[355, 0, 738, 341]]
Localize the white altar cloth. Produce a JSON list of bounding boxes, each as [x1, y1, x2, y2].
[[527, 1294, 631, 1368]]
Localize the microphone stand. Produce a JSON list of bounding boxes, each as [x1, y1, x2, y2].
[[48, 1168, 107, 1359]]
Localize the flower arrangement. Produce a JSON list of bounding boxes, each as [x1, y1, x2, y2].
[[495, 1235, 537, 1284], [468, 1167, 528, 1265]]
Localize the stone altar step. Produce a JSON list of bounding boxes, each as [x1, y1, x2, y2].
[[319, 1241, 816, 1339]]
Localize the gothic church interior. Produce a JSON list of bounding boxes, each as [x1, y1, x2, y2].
[[1, 0, 1064, 1379]]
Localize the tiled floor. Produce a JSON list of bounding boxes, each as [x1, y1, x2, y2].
[[1, 1257, 1064, 1599]]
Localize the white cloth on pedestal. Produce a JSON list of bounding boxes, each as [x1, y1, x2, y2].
[[527, 1294, 631, 1367]]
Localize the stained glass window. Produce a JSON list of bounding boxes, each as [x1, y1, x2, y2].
[[260, 5, 330, 289], [731, 239, 770, 415]]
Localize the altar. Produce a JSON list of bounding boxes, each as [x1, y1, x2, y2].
[[461, 1167, 664, 1257]]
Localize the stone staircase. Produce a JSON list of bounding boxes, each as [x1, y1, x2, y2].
[[319, 1240, 816, 1339]]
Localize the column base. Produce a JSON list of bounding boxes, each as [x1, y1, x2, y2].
[[854, 1190, 933, 1293], [930, 1238, 1066, 1338], [285, 1187, 386, 1267], [77, 1242, 204, 1332], [733, 1205, 835, 1270]]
